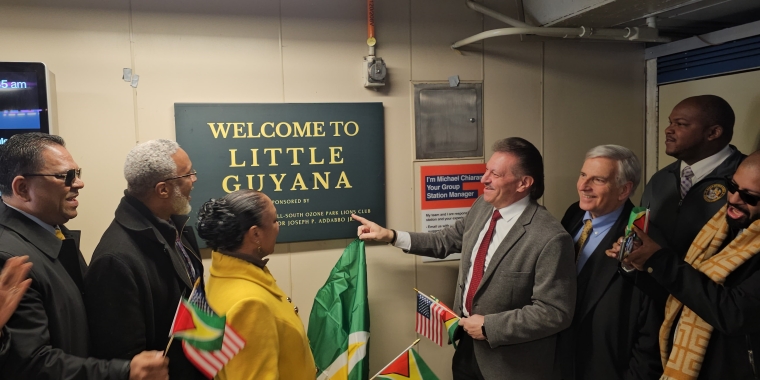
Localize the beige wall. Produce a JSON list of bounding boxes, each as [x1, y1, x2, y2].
[[659, 70, 760, 169], [0, 0, 644, 377]]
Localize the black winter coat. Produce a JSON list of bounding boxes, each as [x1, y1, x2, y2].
[[646, 243, 760, 379], [641, 146, 744, 257], [84, 195, 206, 380], [0, 202, 129, 379], [636, 147, 745, 307]]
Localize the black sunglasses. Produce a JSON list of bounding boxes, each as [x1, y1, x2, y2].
[[161, 170, 197, 183], [23, 168, 83, 187], [725, 176, 760, 206]]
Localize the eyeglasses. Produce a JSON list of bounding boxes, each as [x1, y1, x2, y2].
[[23, 168, 83, 187], [162, 170, 197, 183], [725, 176, 760, 206]]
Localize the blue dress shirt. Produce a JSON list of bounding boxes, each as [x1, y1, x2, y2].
[[574, 204, 625, 274]]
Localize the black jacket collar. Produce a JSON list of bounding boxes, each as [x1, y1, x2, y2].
[[116, 192, 190, 247], [0, 201, 79, 260]]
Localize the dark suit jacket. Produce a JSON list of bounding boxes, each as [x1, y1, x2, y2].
[[559, 200, 662, 380], [409, 197, 577, 380], [0, 202, 129, 380], [84, 195, 205, 379], [0, 327, 9, 368]]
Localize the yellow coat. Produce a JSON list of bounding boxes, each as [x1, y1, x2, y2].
[[207, 251, 316, 380]]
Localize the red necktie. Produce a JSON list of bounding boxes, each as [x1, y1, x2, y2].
[[465, 209, 502, 314]]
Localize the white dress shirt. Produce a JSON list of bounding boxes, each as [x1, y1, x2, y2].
[[680, 144, 733, 184], [394, 195, 531, 316]]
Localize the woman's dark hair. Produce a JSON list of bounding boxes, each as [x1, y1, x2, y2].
[[492, 137, 544, 200], [196, 190, 268, 251]]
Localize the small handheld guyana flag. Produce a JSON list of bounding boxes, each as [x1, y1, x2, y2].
[[169, 280, 246, 379], [375, 343, 439, 380]]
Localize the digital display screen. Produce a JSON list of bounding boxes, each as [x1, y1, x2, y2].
[[0, 62, 51, 145], [0, 71, 42, 130]]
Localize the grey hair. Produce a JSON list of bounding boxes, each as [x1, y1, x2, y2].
[[124, 139, 180, 198], [585, 144, 641, 193]]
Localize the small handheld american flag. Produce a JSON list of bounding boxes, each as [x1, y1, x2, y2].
[[415, 292, 447, 346]]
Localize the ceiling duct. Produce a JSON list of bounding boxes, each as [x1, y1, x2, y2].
[[452, 1, 670, 49]]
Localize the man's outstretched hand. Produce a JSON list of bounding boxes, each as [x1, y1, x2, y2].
[[351, 214, 394, 243]]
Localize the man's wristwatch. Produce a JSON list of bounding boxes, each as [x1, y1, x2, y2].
[[481, 324, 487, 339]]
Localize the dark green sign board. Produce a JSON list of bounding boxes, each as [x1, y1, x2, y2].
[[175, 103, 386, 244]]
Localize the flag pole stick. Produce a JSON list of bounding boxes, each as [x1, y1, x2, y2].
[[369, 339, 421, 380], [413, 288, 436, 303], [163, 335, 174, 357], [430, 294, 457, 316]]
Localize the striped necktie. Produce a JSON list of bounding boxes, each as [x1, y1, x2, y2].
[[681, 166, 694, 199]]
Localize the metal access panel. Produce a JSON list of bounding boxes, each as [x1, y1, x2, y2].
[[414, 83, 483, 160]]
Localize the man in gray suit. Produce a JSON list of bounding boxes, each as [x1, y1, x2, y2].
[[352, 137, 576, 380]]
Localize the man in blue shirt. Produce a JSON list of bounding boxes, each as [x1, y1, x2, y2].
[[558, 145, 662, 380]]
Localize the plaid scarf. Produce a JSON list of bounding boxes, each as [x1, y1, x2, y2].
[[660, 205, 760, 380]]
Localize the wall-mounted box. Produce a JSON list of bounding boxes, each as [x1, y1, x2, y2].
[[414, 83, 483, 160]]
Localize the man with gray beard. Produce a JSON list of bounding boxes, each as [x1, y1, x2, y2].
[[84, 139, 205, 379]]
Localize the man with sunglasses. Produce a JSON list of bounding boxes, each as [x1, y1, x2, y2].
[[0, 133, 169, 379], [607, 150, 760, 379], [84, 139, 205, 379]]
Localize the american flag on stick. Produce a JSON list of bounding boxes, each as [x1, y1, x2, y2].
[[415, 291, 448, 346]]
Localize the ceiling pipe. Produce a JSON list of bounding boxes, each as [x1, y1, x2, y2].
[[466, 1, 532, 28], [452, 27, 581, 49], [454, 1, 671, 49]]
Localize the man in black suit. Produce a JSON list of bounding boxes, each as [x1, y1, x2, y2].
[[559, 145, 662, 379], [85, 139, 205, 379], [0, 133, 168, 380]]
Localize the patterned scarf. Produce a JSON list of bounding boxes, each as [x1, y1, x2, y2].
[[660, 205, 760, 380]]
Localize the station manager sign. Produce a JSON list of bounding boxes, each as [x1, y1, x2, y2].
[[175, 103, 386, 244]]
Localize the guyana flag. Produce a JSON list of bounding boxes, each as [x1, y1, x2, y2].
[[429, 294, 460, 349], [171, 298, 225, 350], [376, 348, 439, 380], [169, 280, 246, 378], [626, 206, 650, 234], [308, 239, 370, 379], [441, 308, 459, 349]]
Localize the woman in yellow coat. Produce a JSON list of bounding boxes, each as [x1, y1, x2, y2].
[[197, 190, 316, 380]]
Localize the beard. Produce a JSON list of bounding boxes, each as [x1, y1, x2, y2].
[[726, 202, 755, 230], [171, 186, 192, 215]]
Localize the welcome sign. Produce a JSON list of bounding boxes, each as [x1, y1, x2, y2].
[[175, 103, 386, 243]]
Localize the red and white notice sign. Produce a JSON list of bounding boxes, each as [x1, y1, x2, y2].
[[420, 164, 486, 233]]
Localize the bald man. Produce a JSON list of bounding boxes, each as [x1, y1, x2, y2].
[[609, 150, 760, 379], [636, 95, 745, 306], [642, 95, 744, 259]]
